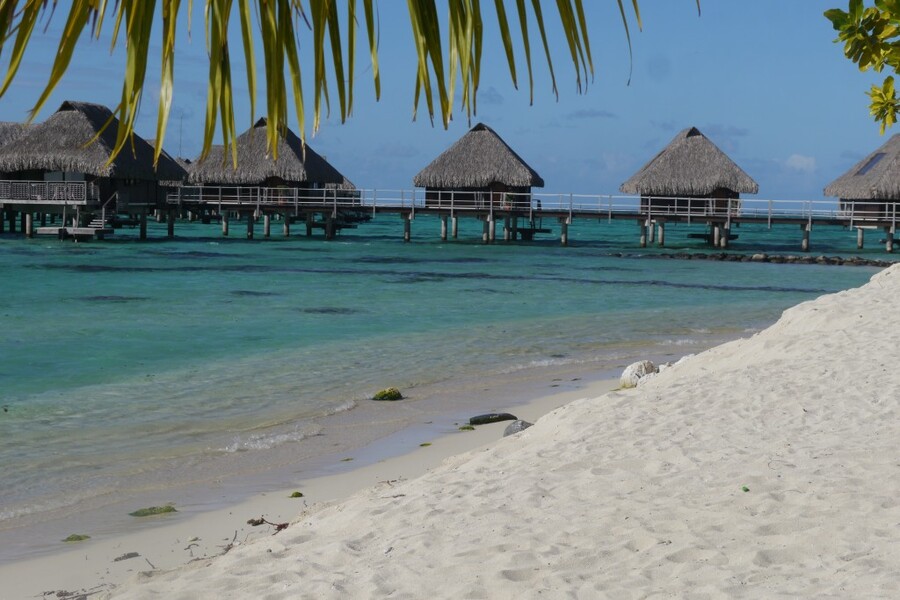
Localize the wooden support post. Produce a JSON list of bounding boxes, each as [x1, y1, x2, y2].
[[857, 227, 864, 250], [263, 214, 271, 238], [8, 210, 15, 233], [326, 215, 336, 240], [658, 221, 666, 247], [560, 220, 569, 246], [139, 209, 147, 240], [488, 215, 496, 243], [25, 212, 33, 238], [222, 212, 229, 236], [246, 212, 254, 240], [167, 210, 175, 238], [440, 215, 448, 241], [451, 216, 458, 239], [155, 209, 164, 223], [721, 225, 730, 249], [886, 227, 894, 253], [648, 220, 656, 243], [283, 213, 291, 237], [712, 224, 721, 247], [0, 210, 4, 234], [639, 219, 647, 247], [306, 213, 314, 237], [482, 218, 490, 244], [801, 223, 810, 252], [40, 213, 47, 227], [511, 216, 518, 241], [503, 216, 511, 241], [403, 214, 411, 242], [20, 212, 27, 234]]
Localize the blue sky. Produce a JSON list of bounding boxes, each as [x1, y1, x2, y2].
[[0, 1, 887, 200]]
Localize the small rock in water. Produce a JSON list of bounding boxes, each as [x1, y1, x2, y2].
[[372, 387, 403, 401], [620, 360, 657, 388], [503, 420, 534, 437], [469, 412, 517, 425]]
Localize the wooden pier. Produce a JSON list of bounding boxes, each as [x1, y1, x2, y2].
[[2, 181, 900, 252], [159, 186, 900, 252]]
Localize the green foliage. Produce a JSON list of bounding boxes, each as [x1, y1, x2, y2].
[[458, 425, 475, 431], [62, 533, 90, 542], [129, 505, 177, 517], [289, 491, 304, 498], [826, 1, 900, 132], [419, 442, 432, 447]]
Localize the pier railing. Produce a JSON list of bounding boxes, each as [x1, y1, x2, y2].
[[167, 186, 900, 227], [0, 180, 99, 204]]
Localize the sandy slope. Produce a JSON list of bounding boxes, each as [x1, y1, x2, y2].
[[107, 264, 900, 599]]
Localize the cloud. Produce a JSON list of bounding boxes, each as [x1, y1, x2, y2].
[[567, 108, 616, 120], [650, 120, 677, 133], [702, 124, 749, 139], [582, 152, 632, 175], [375, 142, 419, 158], [785, 154, 816, 173], [478, 86, 504, 106], [700, 124, 750, 153]]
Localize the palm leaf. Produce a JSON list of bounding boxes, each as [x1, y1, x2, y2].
[[0, 0, 659, 163]]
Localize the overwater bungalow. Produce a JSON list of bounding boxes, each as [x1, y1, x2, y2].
[[178, 118, 353, 239], [824, 134, 900, 221], [620, 127, 758, 215], [186, 118, 345, 200], [0, 100, 186, 237], [413, 123, 544, 211]]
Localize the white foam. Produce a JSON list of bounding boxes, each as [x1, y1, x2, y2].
[[221, 424, 324, 453]]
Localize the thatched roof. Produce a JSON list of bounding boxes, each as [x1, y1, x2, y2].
[[413, 123, 544, 189], [824, 134, 900, 199], [620, 127, 758, 196], [186, 118, 344, 186], [0, 121, 28, 149], [0, 101, 186, 181]]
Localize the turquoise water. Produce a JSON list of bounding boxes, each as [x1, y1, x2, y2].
[[0, 214, 883, 558]]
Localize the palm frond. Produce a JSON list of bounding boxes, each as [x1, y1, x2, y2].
[[0, 1, 654, 164]]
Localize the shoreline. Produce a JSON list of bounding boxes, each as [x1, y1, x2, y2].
[[93, 264, 900, 599], [0, 325, 731, 567], [0, 370, 620, 599]]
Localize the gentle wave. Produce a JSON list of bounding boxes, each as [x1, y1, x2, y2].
[[221, 424, 324, 453]]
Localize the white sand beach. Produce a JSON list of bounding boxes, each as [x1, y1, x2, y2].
[[0, 375, 617, 599], [7, 264, 900, 599]]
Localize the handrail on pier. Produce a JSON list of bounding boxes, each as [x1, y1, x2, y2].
[[163, 185, 899, 226]]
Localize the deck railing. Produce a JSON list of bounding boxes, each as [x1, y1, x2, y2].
[[167, 186, 900, 227], [0, 180, 99, 204]]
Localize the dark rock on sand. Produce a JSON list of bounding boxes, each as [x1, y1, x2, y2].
[[469, 412, 517, 426]]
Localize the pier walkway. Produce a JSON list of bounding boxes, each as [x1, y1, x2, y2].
[[1, 181, 899, 251], [163, 186, 900, 252]]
